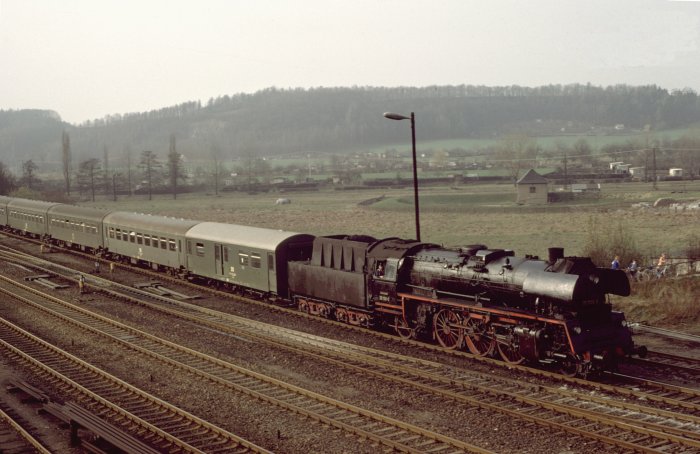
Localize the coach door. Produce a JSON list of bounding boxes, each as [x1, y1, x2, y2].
[[267, 252, 276, 293], [214, 244, 226, 276]]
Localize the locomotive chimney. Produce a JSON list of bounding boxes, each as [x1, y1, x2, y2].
[[548, 247, 564, 264]]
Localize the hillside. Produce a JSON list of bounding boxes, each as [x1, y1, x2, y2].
[[1, 84, 699, 168]]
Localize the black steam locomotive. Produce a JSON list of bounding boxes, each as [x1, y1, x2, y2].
[[288, 235, 643, 376]]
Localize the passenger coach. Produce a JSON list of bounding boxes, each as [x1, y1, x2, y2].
[[7, 198, 61, 238], [185, 222, 314, 298], [47, 204, 111, 253], [0, 195, 12, 226], [103, 211, 201, 272]]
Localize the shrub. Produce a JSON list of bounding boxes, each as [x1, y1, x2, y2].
[[582, 215, 644, 268], [684, 233, 700, 260], [633, 278, 700, 323]]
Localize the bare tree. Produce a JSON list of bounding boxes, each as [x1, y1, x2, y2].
[[62, 130, 72, 195], [103, 144, 111, 195], [111, 172, 127, 201], [0, 161, 17, 195], [124, 145, 133, 196], [210, 143, 223, 196], [77, 158, 102, 202], [139, 150, 161, 200], [166, 134, 186, 199], [495, 134, 539, 185], [20, 160, 41, 190]]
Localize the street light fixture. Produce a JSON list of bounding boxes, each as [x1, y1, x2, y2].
[[383, 111, 420, 242]]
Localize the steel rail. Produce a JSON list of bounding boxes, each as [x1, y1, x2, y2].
[[4, 275, 700, 453], [631, 323, 700, 344], [3, 243, 700, 415], [3, 243, 700, 425], [0, 316, 271, 454], [0, 274, 493, 454], [0, 405, 52, 454], [630, 350, 700, 374]]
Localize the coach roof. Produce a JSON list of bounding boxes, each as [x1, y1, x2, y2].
[[7, 198, 62, 212], [48, 204, 112, 223], [186, 221, 314, 251], [103, 211, 201, 235]]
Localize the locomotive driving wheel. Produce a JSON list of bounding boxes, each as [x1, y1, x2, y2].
[[433, 309, 463, 350], [559, 354, 583, 377], [497, 333, 525, 365], [394, 316, 415, 339], [464, 316, 495, 357]]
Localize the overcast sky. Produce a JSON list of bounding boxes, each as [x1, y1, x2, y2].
[[1, 0, 699, 124]]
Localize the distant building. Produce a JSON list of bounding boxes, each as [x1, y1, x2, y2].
[[629, 167, 645, 177], [571, 183, 600, 193], [516, 169, 548, 204], [669, 168, 684, 177]]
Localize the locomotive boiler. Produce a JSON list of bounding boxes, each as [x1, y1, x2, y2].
[[288, 235, 643, 375]]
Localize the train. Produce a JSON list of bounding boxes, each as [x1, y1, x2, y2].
[[0, 195, 645, 376]]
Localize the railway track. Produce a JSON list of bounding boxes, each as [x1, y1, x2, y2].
[[0, 308, 271, 452], [0, 401, 51, 454], [629, 350, 700, 375], [4, 245, 700, 400], [0, 272, 493, 454], [4, 265, 700, 453], [6, 241, 700, 450]]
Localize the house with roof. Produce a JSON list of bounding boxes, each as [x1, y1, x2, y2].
[[516, 169, 548, 204]]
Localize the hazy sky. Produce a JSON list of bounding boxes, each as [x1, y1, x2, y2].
[[2, 0, 699, 124]]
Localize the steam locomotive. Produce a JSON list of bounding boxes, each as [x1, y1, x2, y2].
[[288, 235, 644, 376], [0, 195, 643, 376]]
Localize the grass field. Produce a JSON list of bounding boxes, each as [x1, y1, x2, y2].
[[84, 179, 700, 264]]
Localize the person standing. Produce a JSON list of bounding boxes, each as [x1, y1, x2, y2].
[[656, 253, 667, 278], [611, 255, 620, 270]]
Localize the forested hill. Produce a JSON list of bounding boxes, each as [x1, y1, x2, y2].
[[2, 84, 699, 164]]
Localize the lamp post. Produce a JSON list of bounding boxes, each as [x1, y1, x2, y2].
[[383, 112, 420, 242]]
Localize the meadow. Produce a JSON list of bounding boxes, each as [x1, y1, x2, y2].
[[86, 179, 700, 264]]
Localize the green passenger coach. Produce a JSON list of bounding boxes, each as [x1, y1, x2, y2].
[[7, 198, 61, 238], [185, 222, 314, 298], [103, 211, 201, 271], [47, 204, 111, 252]]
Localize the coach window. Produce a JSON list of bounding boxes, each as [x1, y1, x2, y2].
[[196, 242, 205, 257], [160, 237, 167, 249], [239, 253, 249, 266], [169, 239, 176, 251], [144, 234, 151, 247], [129, 231, 135, 243], [109, 227, 115, 239], [268, 253, 275, 271], [116, 229, 122, 240], [223, 247, 228, 262], [136, 233, 143, 245], [251, 253, 261, 269]]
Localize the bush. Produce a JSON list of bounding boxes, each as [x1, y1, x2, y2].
[[684, 233, 700, 260], [633, 278, 700, 323], [582, 215, 644, 268]]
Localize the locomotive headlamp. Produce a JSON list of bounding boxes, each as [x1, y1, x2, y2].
[[573, 326, 582, 335]]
